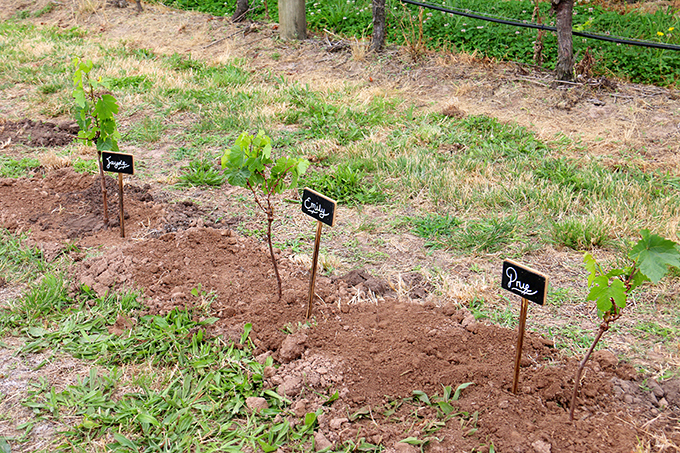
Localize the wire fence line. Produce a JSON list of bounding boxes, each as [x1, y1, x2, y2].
[[400, 0, 680, 51]]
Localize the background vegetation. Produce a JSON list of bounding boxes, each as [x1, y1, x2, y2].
[[162, 0, 680, 86]]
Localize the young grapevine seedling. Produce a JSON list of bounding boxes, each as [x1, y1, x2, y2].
[[222, 130, 309, 299], [569, 229, 680, 420], [72, 58, 121, 226]]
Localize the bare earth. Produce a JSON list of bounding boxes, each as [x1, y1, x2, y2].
[[1, 0, 680, 452]]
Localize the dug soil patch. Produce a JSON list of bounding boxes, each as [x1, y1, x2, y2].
[[0, 168, 664, 452]]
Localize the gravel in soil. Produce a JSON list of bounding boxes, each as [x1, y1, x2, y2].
[[1, 169, 678, 452]]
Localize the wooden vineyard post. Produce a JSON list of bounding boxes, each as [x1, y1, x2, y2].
[[101, 151, 135, 238], [500, 260, 549, 395], [300, 188, 336, 320]]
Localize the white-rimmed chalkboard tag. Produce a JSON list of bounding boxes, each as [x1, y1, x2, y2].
[[302, 188, 336, 227], [102, 151, 134, 175], [101, 152, 135, 238], [301, 188, 337, 319], [502, 260, 548, 306], [501, 259, 549, 394]]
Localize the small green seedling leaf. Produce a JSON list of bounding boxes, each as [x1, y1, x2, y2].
[[240, 323, 252, 344], [452, 382, 474, 401], [112, 433, 138, 450], [398, 437, 425, 446], [324, 390, 339, 405], [437, 400, 456, 416], [412, 390, 431, 405], [350, 405, 371, 421]]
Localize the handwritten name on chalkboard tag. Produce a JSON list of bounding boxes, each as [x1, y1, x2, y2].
[[501, 260, 549, 305], [301, 188, 336, 227], [101, 152, 134, 175]]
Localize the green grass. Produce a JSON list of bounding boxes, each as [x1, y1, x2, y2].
[[302, 162, 385, 206], [128, 116, 165, 143], [177, 158, 226, 187], [0, 155, 41, 178], [0, 229, 46, 282], [4, 282, 334, 452]]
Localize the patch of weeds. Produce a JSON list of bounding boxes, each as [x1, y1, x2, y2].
[[633, 321, 678, 342], [177, 158, 226, 187], [546, 324, 600, 355], [551, 216, 610, 250], [167, 52, 204, 72], [19, 301, 325, 452], [452, 217, 517, 254], [409, 213, 460, 249], [33, 2, 56, 17], [72, 157, 98, 174], [303, 163, 384, 206], [0, 273, 70, 333], [14, 10, 31, 19], [130, 47, 156, 60], [128, 116, 165, 143], [535, 158, 602, 194], [172, 146, 199, 161], [206, 63, 250, 87], [0, 155, 41, 178], [0, 229, 46, 283], [281, 320, 315, 335], [107, 74, 153, 91], [39, 82, 63, 95]]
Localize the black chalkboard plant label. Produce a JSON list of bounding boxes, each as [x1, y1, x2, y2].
[[301, 188, 336, 227], [301, 188, 337, 319], [100, 151, 134, 238], [501, 260, 549, 306], [101, 151, 134, 175]]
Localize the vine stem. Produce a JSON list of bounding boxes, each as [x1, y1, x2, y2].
[[266, 202, 282, 301], [569, 322, 607, 421]]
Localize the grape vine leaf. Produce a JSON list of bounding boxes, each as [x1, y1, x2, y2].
[[629, 229, 680, 283], [587, 275, 627, 312]]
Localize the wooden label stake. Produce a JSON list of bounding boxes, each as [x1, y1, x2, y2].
[[512, 297, 529, 394], [118, 173, 125, 238], [306, 220, 323, 319], [301, 188, 337, 320], [101, 151, 134, 239], [501, 260, 549, 395]]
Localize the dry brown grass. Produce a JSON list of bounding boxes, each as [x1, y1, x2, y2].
[[39, 151, 72, 170]]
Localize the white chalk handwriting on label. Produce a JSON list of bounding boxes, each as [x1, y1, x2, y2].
[[505, 266, 538, 296], [106, 156, 130, 171], [303, 197, 330, 219]]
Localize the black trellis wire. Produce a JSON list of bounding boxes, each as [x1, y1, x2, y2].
[[400, 0, 680, 51]]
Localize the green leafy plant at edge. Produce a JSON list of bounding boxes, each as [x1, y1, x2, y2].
[[569, 229, 680, 420], [222, 130, 309, 299], [72, 58, 121, 226]]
